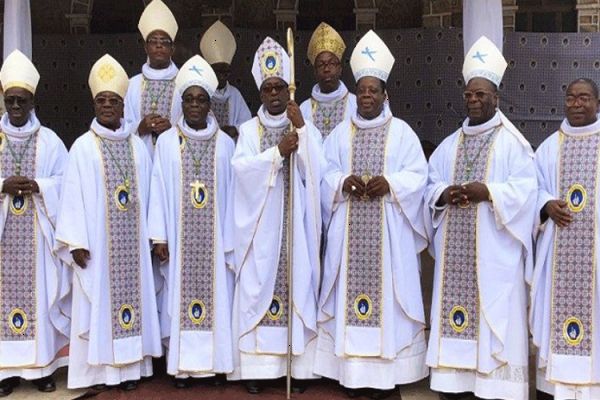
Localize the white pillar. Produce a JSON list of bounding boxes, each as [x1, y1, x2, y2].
[[3, 0, 32, 60], [462, 0, 503, 55]]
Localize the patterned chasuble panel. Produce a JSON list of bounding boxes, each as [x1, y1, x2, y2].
[[439, 129, 498, 341], [344, 122, 389, 328], [0, 132, 38, 340], [258, 122, 290, 328], [141, 78, 176, 145], [97, 136, 142, 340], [311, 96, 348, 139], [550, 133, 600, 356], [211, 99, 230, 129], [179, 131, 218, 331]]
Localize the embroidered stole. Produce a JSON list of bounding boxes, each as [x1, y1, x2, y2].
[[343, 121, 389, 355], [0, 132, 38, 346], [258, 122, 290, 328], [438, 129, 497, 368], [548, 131, 600, 379], [212, 100, 230, 128], [311, 95, 347, 138], [141, 78, 176, 145], [97, 136, 142, 344]]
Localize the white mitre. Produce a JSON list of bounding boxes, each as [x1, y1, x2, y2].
[[138, 0, 178, 40], [200, 20, 236, 65], [88, 54, 129, 98], [462, 35, 507, 87], [176, 55, 218, 97], [350, 30, 395, 83]]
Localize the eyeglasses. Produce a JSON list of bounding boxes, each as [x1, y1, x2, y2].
[[315, 60, 340, 70], [260, 83, 287, 95], [462, 90, 494, 100], [566, 94, 596, 106], [183, 96, 209, 105], [94, 96, 122, 106], [4, 96, 31, 106], [146, 37, 173, 47]]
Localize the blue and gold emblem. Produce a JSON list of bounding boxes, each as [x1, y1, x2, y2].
[[114, 184, 130, 211], [178, 131, 186, 151], [266, 295, 283, 320], [0, 132, 5, 152], [9, 195, 27, 215], [353, 294, 373, 321], [119, 304, 135, 330], [563, 317, 584, 346], [449, 305, 468, 333], [8, 308, 27, 334], [190, 180, 208, 209], [188, 299, 206, 324], [566, 184, 586, 213], [260, 51, 280, 76]]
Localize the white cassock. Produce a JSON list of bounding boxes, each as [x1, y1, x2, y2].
[[0, 113, 70, 380], [148, 115, 235, 378], [425, 111, 536, 400], [230, 106, 323, 380], [299, 82, 357, 140], [124, 62, 182, 158], [55, 119, 162, 389], [210, 82, 252, 131], [315, 105, 429, 390], [531, 118, 600, 400]]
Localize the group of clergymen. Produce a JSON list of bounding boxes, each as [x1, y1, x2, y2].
[[0, 1, 597, 400]]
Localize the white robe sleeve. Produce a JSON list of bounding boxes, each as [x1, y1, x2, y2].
[[147, 137, 169, 244], [384, 120, 428, 243], [231, 119, 284, 274]]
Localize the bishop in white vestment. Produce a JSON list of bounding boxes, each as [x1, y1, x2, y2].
[[148, 55, 235, 386], [200, 20, 252, 142], [315, 30, 429, 399], [531, 78, 600, 400], [0, 50, 70, 396], [425, 37, 536, 400], [299, 22, 357, 140], [55, 54, 162, 390], [124, 0, 181, 157], [230, 36, 323, 394]]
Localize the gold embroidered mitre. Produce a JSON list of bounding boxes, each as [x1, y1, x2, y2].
[[307, 22, 346, 65]]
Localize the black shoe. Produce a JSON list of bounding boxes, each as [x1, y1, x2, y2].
[[368, 388, 397, 400], [439, 393, 473, 400], [344, 386, 362, 398], [33, 376, 56, 393], [245, 380, 262, 394], [173, 378, 188, 389], [536, 390, 554, 400], [0, 378, 18, 397], [212, 374, 226, 387], [120, 380, 138, 391], [291, 378, 308, 393]]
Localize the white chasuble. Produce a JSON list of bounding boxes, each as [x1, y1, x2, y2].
[[230, 107, 323, 380], [211, 83, 252, 131], [148, 116, 235, 378], [124, 62, 181, 157], [300, 82, 357, 140], [0, 118, 70, 377], [316, 108, 429, 390], [532, 119, 600, 399], [426, 111, 535, 400], [55, 120, 162, 389]]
